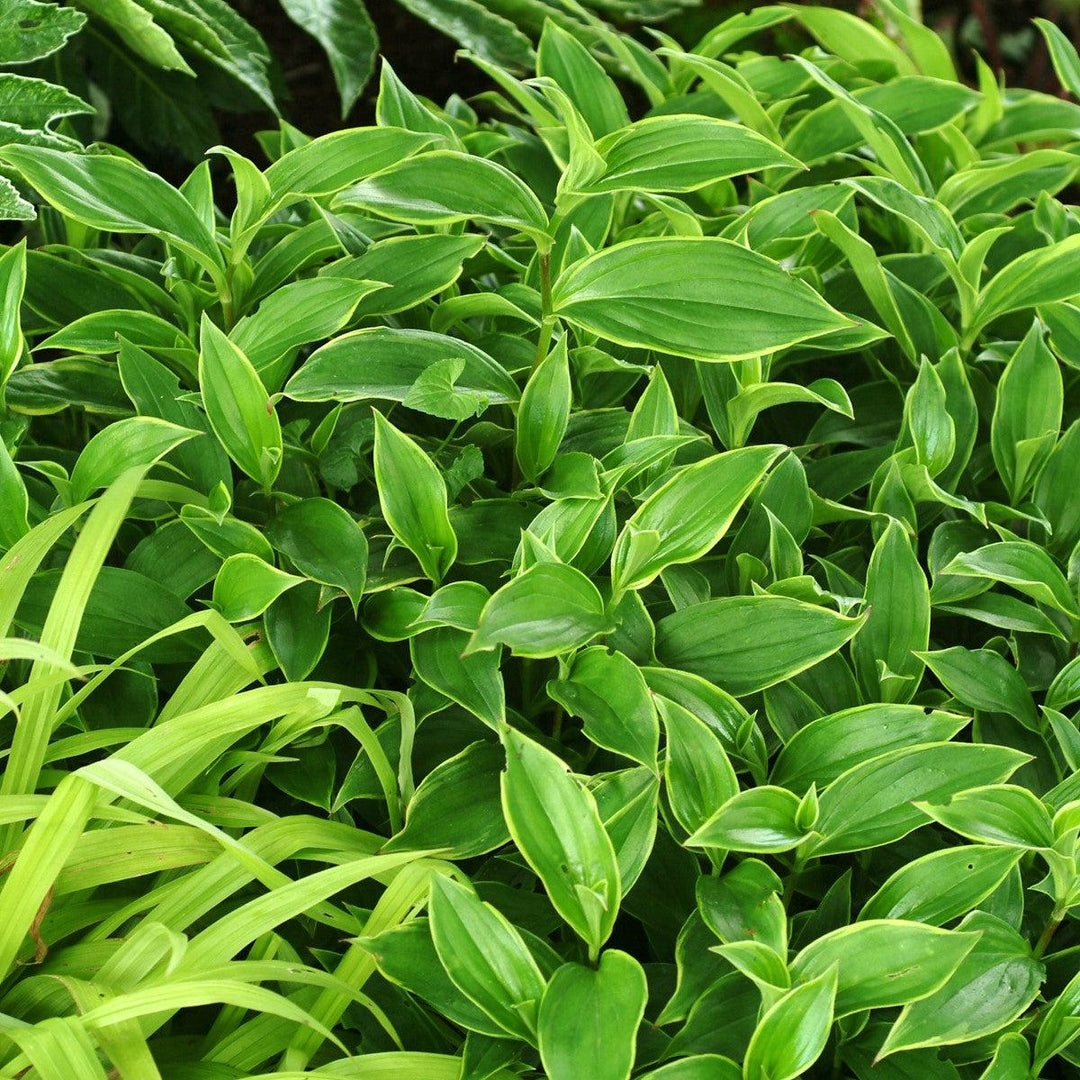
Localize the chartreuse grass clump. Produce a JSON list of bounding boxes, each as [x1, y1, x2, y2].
[[3, 5, 1080, 1078]]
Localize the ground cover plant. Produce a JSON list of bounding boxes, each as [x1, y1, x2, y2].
[[0, 0, 696, 166], [3, 4, 1080, 1078]]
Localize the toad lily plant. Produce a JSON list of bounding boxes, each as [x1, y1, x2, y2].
[[1, 6, 1080, 1080]]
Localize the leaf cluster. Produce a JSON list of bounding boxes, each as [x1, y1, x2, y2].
[[1, 6, 1080, 1079]]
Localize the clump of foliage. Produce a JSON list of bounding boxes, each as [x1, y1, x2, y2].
[[0, 0, 698, 165], [3, 4, 1080, 1078]]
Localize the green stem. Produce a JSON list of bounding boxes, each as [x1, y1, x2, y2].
[[1034, 906, 1066, 960], [783, 847, 811, 907], [532, 250, 555, 375]]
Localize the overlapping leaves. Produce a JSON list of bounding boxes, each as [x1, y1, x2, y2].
[[1, 6, 1080, 1080]]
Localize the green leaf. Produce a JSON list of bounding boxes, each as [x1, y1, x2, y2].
[[0, 240, 26, 388], [372, 411, 457, 585], [538, 951, 647, 1080], [1034, 964, 1080, 1070], [285, 327, 519, 407], [593, 767, 658, 895], [940, 541, 1079, 618], [972, 235, 1080, 339], [552, 238, 851, 362], [265, 580, 330, 681], [791, 4, 917, 74], [266, 497, 367, 610], [611, 445, 782, 594], [262, 126, 433, 209], [0, 146, 223, 280], [40, 309, 191, 358], [873, 0, 958, 80], [150, 0, 278, 114], [786, 76, 978, 165], [991, 322, 1062, 503], [1035, 17, 1080, 98], [429, 874, 547, 1043], [812, 742, 1030, 856], [917, 785, 1055, 849], [230, 277, 384, 391], [411, 626, 505, 730], [548, 646, 659, 769], [198, 315, 282, 489], [0, 438, 29, 549], [790, 920, 979, 1017], [386, 741, 509, 859], [16, 566, 194, 661], [0, 175, 34, 222], [879, 912, 1044, 1055], [981, 1034, 1032, 1080], [578, 115, 801, 195], [517, 337, 571, 482], [860, 845, 1024, 925], [658, 696, 737, 836], [1034, 420, 1080, 555], [639, 1058, 740, 1080], [536, 21, 627, 138], [469, 562, 612, 659], [337, 150, 551, 248], [395, 0, 534, 71], [0, 0, 86, 63], [790, 55, 931, 194], [212, 553, 302, 621], [376, 59, 456, 140], [743, 967, 837, 1080], [279, 0, 377, 116], [770, 705, 968, 794], [77, 0, 192, 72], [500, 725, 621, 957], [69, 416, 196, 502], [655, 595, 864, 696], [920, 647, 1039, 729], [904, 357, 957, 475], [642, 666, 749, 749], [363, 920, 505, 1038], [403, 358, 490, 421], [0, 73, 92, 131], [851, 519, 930, 704], [696, 859, 786, 954], [325, 233, 484, 318], [686, 786, 806, 853]]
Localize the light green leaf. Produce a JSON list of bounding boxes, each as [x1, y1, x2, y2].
[[198, 314, 282, 488], [790, 920, 979, 1017], [552, 238, 851, 362], [578, 115, 801, 195], [879, 913, 1044, 1055], [500, 725, 621, 957], [429, 874, 546, 1042], [655, 595, 864, 696], [612, 445, 782, 595], [469, 562, 611, 659], [373, 411, 457, 585], [743, 967, 837, 1080], [851, 520, 930, 703], [337, 150, 551, 248], [0, 146, 223, 280], [0, 0, 86, 63], [538, 951, 647, 1080]]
